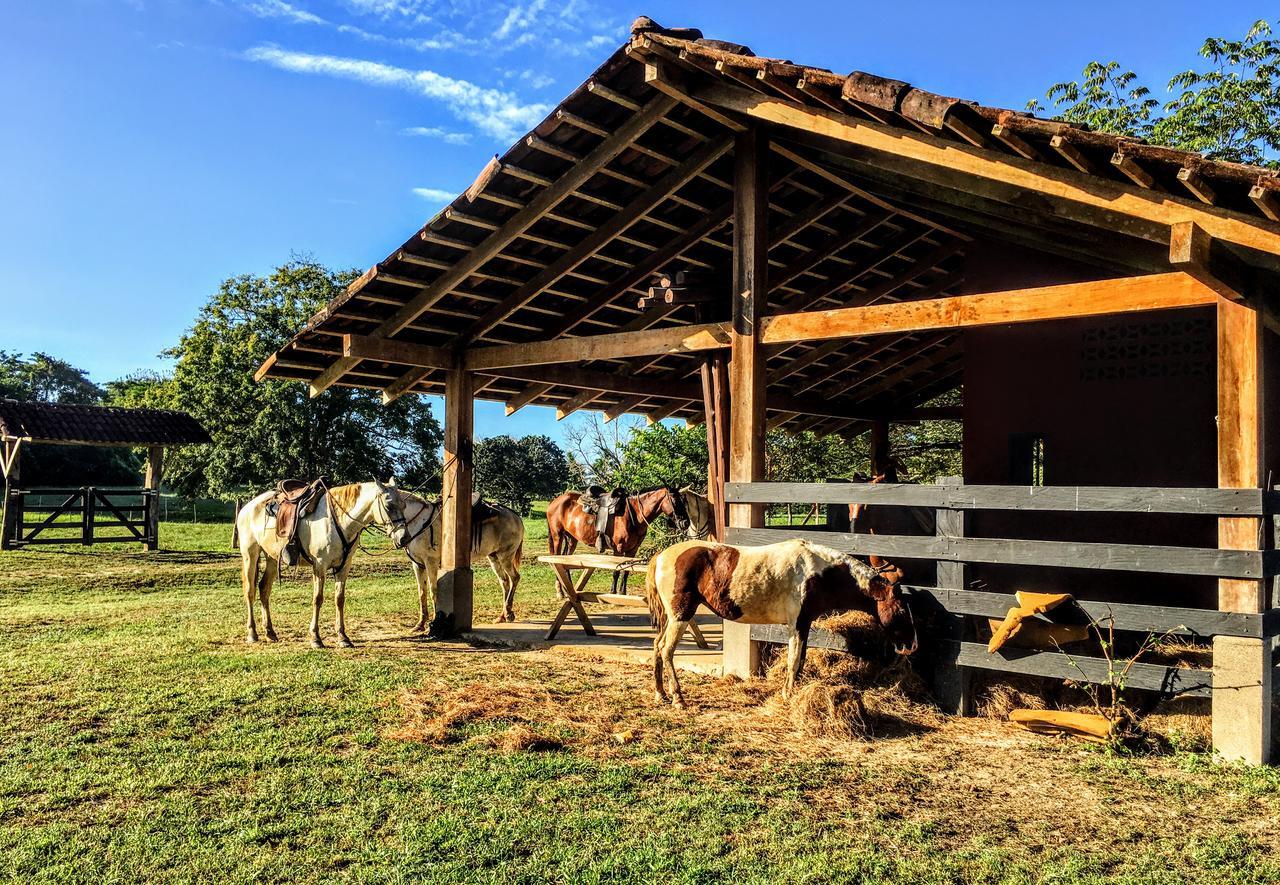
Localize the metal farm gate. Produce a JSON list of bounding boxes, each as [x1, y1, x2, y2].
[[3, 486, 158, 549]]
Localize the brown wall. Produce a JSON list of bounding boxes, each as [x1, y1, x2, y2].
[[958, 242, 1220, 607]]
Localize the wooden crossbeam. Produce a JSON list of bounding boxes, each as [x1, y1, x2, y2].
[[1168, 221, 1245, 302], [677, 77, 1280, 261], [464, 322, 731, 371], [761, 272, 1219, 346], [342, 335, 454, 369], [303, 94, 678, 398], [504, 383, 553, 416]]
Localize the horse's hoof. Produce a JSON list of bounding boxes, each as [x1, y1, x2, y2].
[[310, 638, 325, 649], [265, 631, 278, 642], [492, 614, 509, 624], [673, 697, 687, 710], [245, 635, 259, 644], [410, 623, 426, 634], [338, 638, 355, 649]]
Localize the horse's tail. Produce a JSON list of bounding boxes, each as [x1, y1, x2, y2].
[[644, 554, 665, 632], [513, 539, 523, 570]]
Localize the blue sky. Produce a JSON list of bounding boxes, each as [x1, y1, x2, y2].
[[0, 0, 1270, 441]]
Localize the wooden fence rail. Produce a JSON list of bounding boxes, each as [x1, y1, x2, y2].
[[725, 479, 1280, 717], [3, 487, 157, 549]]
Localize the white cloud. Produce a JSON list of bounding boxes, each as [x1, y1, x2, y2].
[[493, 0, 548, 40], [244, 46, 551, 140], [412, 187, 456, 202], [245, 0, 327, 25], [401, 126, 472, 144]]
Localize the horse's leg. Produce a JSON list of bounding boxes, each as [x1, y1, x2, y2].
[[505, 546, 521, 620], [410, 559, 429, 633], [488, 553, 513, 623], [662, 619, 691, 707], [241, 544, 260, 644], [309, 569, 326, 649], [784, 624, 810, 698], [652, 628, 670, 705], [334, 564, 354, 648], [259, 555, 279, 642]]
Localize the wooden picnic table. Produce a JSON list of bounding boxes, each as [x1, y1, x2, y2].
[[536, 552, 709, 648]]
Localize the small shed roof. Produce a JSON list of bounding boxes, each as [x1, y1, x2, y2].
[[0, 400, 212, 447], [259, 17, 1280, 437]]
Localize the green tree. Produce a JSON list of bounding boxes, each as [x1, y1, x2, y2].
[[613, 421, 709, 491], [1030, 19, 1280, 165], [473, 434, 568, 514], [0, 351, 104, 404], [163, 257, 443, 499], [765, 429, 865, 483]]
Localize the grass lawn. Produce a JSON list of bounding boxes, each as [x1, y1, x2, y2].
[[1, 515, 1278, 883]]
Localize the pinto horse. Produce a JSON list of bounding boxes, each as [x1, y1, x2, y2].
[[546, 487, 690, 557], [645, 539, 917, 706], [650, 535, 911, 712]]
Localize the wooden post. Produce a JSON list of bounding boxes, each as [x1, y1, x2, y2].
[[1213, 296, 1272, 764], [437, 366, 474, 635], [1, 438, 21, 551], [144, 446, 163, 551], [870, 419, 890, 474], [723, 126, 769, 679], [933, 475, 973, 715]]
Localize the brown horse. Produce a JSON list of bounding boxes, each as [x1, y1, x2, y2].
[[546, 487, 690, 557], [849, 462, 935, 585]]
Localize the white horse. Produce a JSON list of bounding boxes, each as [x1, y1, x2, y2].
[[680, 487, 715, 540], [393, 491, 525, 631], [236, 480, 409, 648]]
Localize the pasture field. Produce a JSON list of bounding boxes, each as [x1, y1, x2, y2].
[[1, 514, 1278, 884]]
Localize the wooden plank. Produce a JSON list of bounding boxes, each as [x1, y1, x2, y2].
[[465, 322, 730, 370], [342, 335, 454, 371], [723, 481, 1270, 515], [944, 640, 1212, 698], [307, 94, 678, 397], [683, 79, 1280, 260], [759, 273, 1218, 347], [932, 476, 971, 714], [722, 526, 1267, 580], [908, 586, 1266, 639], [504, 382, 553, 416], [750, 623, 850, 652]]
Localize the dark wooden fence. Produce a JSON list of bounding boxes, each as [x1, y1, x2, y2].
[[724, 480, 1280, 711], [2, 486, 158, 550]]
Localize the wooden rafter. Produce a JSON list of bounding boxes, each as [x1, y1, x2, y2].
[[304, 94, 679, 398]]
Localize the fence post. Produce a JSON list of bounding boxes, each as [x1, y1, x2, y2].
[[82, 488, 94, 546], [1, 438, 20, 551], [931, 475, 972, 715], [143, 446, 163, 551]]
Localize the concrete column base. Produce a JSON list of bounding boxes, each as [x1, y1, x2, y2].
[[1212, 635, 1273, 765], [721, 619, 761, 679]]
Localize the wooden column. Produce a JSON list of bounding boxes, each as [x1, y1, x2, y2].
[[869, 419, 890, 474], [933, 476, 973, 715], [1213, 296, 1272, 764], [437, 366, 474, 635], [723, 126, 769, 679], [144, 446, 163, 551], [1, 438, 20, 551]]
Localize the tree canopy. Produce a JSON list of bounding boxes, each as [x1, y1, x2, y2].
[[473, 434, 569, 515], [1030, 19, 1280, 165], [159, 258, 443, 500]]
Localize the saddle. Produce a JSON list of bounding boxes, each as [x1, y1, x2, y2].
[[267, 478, 325, 567], [471, 492, 502, 527], [579, 485, 628, 554]]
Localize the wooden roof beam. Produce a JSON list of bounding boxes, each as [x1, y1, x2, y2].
[[465, 321, 730, 371], [455, 135, 734, 343], [1111, 151, 1160, 191], [1249, 183, 1280, 222], [504, 382, 553, 416], [556, 389, 601, 420], [1177, 167, 1217, 205], [990, 124, 1043, 161], [1049, 134, 1099, 175], [1168, 221, 1247, 302], [639, 58, 747, 133], [679, 78, 1280, 263], [301, 93, 678, 398], [761, 272, 1219, 347]]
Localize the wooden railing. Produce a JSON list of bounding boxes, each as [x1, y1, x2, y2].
[[723, 480, 1280, 710]]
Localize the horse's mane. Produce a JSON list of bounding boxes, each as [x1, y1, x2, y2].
[[327, 483, 364, 513]]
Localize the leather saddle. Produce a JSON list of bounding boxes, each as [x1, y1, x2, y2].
[[471, 492, 502, 527], [267, 478, 325, 566], [579, 485, 628, 553]]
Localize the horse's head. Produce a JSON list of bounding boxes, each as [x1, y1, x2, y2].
[[662, 486, 691, 534], [678, 485, 710, 538], [843, 555, 916, 656], [375, 479, 411, 549]]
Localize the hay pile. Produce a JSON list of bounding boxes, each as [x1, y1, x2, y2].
[[759, 610, 943, 741], [389, 680, 594, 751]]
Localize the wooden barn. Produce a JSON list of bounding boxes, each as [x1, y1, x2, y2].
[[259, 19, 1280, 762]]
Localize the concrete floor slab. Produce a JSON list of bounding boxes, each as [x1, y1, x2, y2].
[[467, 610, 724, 675]]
